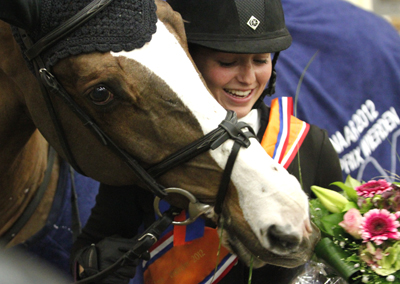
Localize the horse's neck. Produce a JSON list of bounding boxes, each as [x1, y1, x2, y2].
[[0, 132, 61, 246], [0, 130, 47, 231], [0, 21, 60, 242], [0, 74, 51, 236]]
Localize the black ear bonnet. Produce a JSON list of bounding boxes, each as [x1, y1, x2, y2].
[[1, 0, 157, 69]]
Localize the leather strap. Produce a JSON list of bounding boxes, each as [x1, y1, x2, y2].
[[214, 142, 241, 215], [213, 115, 256, 215], [18, 28, 84, 174], [69, 166, 82, 243], [213, 128, 256, 216], [73, 208, 178, 284], [0, 147, 56, 245], [147, 111, 254, 178]]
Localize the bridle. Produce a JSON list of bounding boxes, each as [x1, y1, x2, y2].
[[18, 0, 256, 281]]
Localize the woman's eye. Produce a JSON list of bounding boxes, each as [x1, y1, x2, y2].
[[89, 86, 114, 105], [254, 59, 268, 64], [219, 61, 235, 67]]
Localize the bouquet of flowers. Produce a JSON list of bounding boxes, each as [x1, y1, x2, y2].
[[309, 176, 400, 284]]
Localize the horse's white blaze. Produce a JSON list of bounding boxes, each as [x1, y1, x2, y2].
[[111, 21, 309, 251], [111, 20, 225, 134]]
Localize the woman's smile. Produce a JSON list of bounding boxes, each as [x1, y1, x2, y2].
[[191, 46, 272, 118], [224, 88, 253, 99]]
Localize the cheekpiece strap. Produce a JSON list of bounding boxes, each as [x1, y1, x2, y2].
[[211, 111, 257, 216]]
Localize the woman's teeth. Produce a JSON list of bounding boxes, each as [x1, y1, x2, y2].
[[225, 89, 251, 98]]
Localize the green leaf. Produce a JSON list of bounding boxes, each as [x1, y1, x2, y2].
[[344, 186, 359, 203], [309, 199, 330, 231], [330, 181, 350, 191], [346, 255, 359, 262], [322, 212, 345, 226], [345, 175, 362, 188], [315, 238, 359, 282], [320, 213, 345, 237], [343, 201, 358, 212], [375, 267, 398, 276], [359, 198, 373, 214]]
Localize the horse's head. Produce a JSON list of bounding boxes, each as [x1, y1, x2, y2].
[[2, 0, 318, 268]]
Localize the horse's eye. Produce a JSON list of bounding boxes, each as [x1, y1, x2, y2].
[[89, 86, 114, 105]]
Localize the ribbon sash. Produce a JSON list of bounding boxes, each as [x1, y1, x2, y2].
[[143, 228, 237, 284], [261, 97, 310, 169]]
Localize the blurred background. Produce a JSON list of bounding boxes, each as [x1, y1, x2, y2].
[[271, 0, 400, 182], [345, 0, 400, 31]]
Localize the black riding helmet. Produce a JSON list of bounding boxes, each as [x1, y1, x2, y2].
[[166, 0, 292, 107]]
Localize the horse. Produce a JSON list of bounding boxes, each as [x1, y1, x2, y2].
[[0, 0, 318, 275]]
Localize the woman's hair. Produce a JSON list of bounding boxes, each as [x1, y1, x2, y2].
[[187, 43, 200, 57]]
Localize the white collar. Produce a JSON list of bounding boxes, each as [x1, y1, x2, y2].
[[238, 108, 261, 134]]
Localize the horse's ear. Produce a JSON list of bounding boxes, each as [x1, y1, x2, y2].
[[0, 0, 41, 31]]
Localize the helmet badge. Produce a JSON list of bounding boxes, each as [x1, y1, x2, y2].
[[247, 16, 260, 30]]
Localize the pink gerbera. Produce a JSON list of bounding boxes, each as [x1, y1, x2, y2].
[[356, 180, 392, 198], [361, 209, 400, 245]]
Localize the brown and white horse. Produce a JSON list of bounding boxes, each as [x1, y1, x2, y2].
[[0, 0, 318, 270]]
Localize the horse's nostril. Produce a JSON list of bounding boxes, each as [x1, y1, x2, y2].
[[265, 225, 301, 252]]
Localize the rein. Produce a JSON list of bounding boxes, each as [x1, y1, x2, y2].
[[17, 0, 257, 280], [74, 207, 180, 284]]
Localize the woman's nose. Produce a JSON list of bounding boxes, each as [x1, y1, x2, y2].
[[237, 64, 256, 84]]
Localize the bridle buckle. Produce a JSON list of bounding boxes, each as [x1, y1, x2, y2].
[[153, 187, 213, 226]]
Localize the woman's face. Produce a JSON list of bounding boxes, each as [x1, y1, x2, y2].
[[191, 46, 272, 119]]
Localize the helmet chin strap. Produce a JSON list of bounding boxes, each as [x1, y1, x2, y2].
[[252, 51, 280, 109]]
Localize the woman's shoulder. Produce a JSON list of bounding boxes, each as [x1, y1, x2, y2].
[[302, 124, 344, 187], [306, 124, 330, 144]]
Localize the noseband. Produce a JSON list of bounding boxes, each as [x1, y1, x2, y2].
[[19, 0, 255, 224]]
